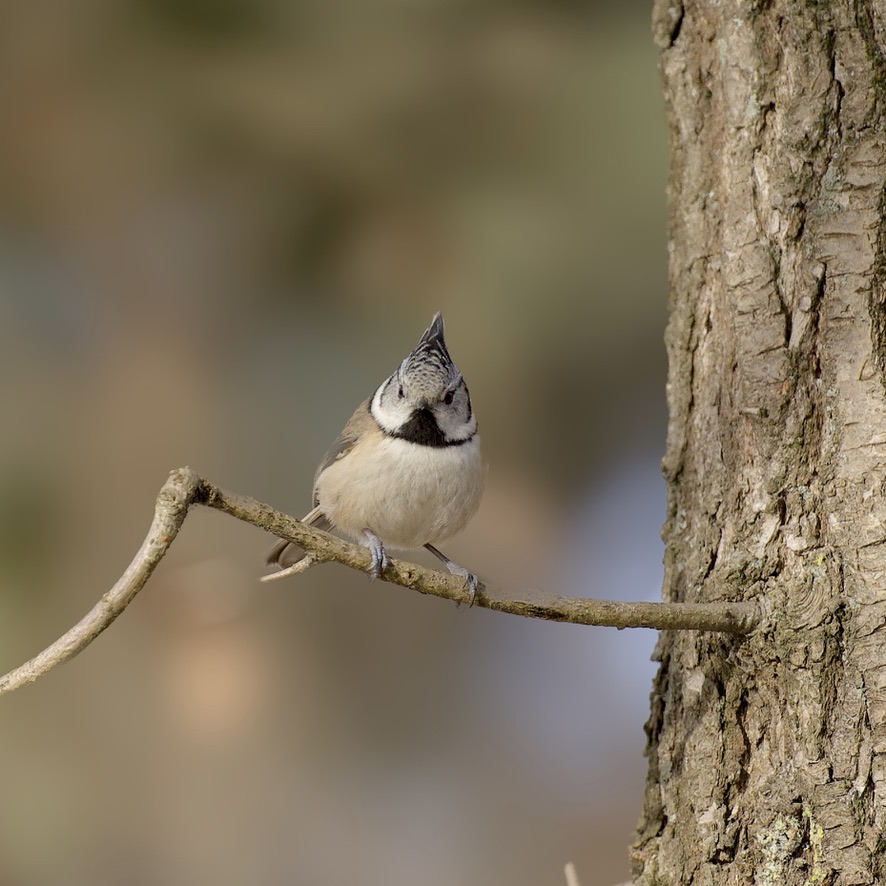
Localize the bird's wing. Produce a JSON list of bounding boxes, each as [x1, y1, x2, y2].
[[311, 398, 375, 507]]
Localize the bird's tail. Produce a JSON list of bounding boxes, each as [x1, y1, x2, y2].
[[265, 506, 331, 568]]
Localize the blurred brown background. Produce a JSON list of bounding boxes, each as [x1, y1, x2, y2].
[[0, 1, 667, 884]]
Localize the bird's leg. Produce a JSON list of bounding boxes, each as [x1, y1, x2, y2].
[[424, 543, 478, 606], [363, 529, 389, 581]]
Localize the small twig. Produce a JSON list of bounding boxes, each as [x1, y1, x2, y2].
[[260, 555, 317, 581], [0, 467, 762, 697]]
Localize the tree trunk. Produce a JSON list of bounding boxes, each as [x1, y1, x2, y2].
[[634, 2, 886, 883]]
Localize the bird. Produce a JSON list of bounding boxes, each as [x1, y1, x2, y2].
[[266, 312, 485, 602]]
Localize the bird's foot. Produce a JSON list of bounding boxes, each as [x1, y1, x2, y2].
[[449, 565, 479, 607], [424, 543, 479, 606], [363, 529, 389, 581]]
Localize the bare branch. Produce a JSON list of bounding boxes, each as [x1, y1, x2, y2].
[[0, 467, 762, 697], [0, 468, 200, 696]]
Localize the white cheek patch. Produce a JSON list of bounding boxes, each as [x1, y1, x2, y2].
[[436, 408, 477, 443], [371, 380, 413, 434]]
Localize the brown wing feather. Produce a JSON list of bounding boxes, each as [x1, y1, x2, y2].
[[267, 399, 377, 569], [311, 398, 375, 507]]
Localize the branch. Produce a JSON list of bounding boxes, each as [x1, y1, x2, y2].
[[0, 467, 762, 697]]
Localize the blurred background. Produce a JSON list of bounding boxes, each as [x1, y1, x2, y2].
[[0, 1, 667, 884]]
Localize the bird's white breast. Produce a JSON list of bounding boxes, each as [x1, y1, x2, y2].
[[315, 432, 484, 549]]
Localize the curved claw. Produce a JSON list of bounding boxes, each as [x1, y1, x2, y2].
[[465, 572, 478, 607], [364, 529, 389, 581], [451, 567, 478, 607]]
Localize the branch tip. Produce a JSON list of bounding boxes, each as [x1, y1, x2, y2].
[[260, 555, 318, 582]]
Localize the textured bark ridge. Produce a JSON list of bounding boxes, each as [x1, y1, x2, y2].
[[635, 2, 886, 883]]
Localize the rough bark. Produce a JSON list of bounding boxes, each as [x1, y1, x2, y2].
[[634, 1, 886, 883]]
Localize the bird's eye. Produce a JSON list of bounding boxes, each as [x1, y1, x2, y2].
[[443, 390, 454, 405], [398, 384, 405, 399]]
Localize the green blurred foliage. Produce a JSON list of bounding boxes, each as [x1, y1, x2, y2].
[[0, 2, 667, 884]]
